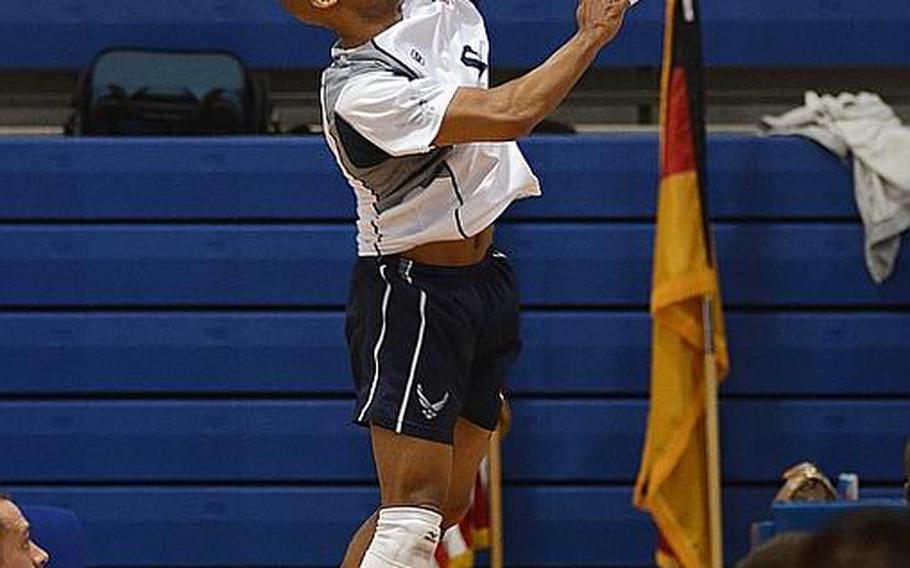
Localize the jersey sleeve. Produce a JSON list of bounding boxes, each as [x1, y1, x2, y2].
[[334, 71, 459, 157]]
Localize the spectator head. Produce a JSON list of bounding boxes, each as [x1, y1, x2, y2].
[[801, 508, 910, 568], [0, 495, 50, 568], [735, 532, 812, 568]]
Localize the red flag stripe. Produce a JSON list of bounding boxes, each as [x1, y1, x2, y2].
[[661, 67, 696, 176]]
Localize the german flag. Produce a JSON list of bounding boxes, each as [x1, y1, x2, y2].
[[633, 0, 730, 567], [433, 466, 490, 568]]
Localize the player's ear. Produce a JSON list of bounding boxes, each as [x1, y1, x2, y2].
[[282, 0, 338, 21], [283, 0, 338, 8]]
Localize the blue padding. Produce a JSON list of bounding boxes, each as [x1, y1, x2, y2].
[[8, 486, 901, 567], [1, 224, 908, 307], [0, 136, 855, 220], [0, 313, 351, 394], [772, 500, 909, 534], [2, 401, 907, 483], [514, 135, 854, 220], [12, 488, 379, 568], [0, 1, 334, 70], [519, 312, 910, 396], [504, 401, 910, 484], [503, 223, 910, 306], [19, 505, 86, 568], [1, 1, 907, 69], [483, 1, 910, 67], [0, 401, 375, 482], [3, 312, 908, 396]]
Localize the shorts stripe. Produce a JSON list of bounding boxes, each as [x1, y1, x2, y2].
[[357, 264, 391, 423], [396, 288, 428, 433]]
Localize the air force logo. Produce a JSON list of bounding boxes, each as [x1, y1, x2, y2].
[[417, 384, 450, 420], [461, 45, 488, 79]]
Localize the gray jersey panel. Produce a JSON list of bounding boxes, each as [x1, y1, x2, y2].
[[321, 43, 451, 214]]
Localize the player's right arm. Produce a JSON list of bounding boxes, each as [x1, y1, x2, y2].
[[434, 0, 630, 146]]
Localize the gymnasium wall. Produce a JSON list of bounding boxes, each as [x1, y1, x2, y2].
[[1, 135, 907, 566], [1, 1, 909, 566], [1, 0, 905, 69]]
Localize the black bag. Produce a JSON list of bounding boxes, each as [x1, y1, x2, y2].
[[66, 48, 272, 135]]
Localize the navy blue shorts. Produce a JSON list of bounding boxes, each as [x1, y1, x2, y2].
[[345, 250, 521, 445]]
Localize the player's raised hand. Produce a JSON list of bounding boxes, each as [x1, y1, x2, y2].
[[576, 0, 630, 46]]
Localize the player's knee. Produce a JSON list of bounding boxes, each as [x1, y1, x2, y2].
[[386, 475, 448, 512], [360, 507, 442, 568]]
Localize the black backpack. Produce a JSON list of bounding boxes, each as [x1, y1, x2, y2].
[[66, 48, 272, 136]]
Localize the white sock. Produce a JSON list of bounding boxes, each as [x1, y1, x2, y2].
[[360, 507, 442, 568]]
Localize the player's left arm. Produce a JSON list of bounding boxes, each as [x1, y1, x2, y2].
[[434, 0, 630, 146]]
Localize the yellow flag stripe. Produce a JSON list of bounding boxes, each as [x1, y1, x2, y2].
[[652, 496, 703, 568]]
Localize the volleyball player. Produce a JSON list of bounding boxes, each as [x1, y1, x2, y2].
[[282, 1, 630, 565]]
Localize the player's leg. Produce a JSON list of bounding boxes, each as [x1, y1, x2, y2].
[[440, 417, 494, 529], [344, 257, 479, 568], [359, 425, 451, 568], [339, 418, 491, 568], [441, 248, 520, 535]]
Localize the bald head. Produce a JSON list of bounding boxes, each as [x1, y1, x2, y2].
[[0, 495, 51, 568], [0, 494, 11, 532]]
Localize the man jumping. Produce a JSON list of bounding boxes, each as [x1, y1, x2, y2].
[[282, 1, 630, 566]]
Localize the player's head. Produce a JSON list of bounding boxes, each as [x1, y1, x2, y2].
[[0, 495, 50, 568], [734, 533, 811, 568], [282, 0, 400, 28], [801, 508, 910, 568]]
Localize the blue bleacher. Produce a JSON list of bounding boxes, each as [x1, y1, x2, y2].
[[1, 223, 907, 306], [2, 134, 908, 567], [0, 136, 856, 220], [0, 138, 907, 309], [1, 1, 907, 69], [2, 312, 908, 396], [1, 400, 907, 484], [6, 487, 901, 567]]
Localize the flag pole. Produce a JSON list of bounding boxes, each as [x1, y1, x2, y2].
[[703, 294, 724, 568], [488, 425, 505, 568]]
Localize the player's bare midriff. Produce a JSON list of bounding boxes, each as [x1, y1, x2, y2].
[[401, 225, 494, 267]]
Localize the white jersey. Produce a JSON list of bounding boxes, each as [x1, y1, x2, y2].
[[320, 0, 541, 256]]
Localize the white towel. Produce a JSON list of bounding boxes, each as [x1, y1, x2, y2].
[[761, 92, 910, 283]]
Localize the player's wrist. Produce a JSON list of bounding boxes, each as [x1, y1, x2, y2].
[[574, 27, 611, 51]]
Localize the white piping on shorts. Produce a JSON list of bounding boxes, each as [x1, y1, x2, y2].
[[682, 0, 695, 21], [401, 259, 414, 285], [396, 289, 428, 433], [358, 264, 391, 423]]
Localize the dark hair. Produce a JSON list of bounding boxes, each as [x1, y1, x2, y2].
[[735, 533, 812, 568], [802, 508, 910, 568]]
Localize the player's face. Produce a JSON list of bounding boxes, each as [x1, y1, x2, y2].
[[0, 501, 49, 568]]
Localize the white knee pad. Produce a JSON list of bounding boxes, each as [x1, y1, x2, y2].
[[360, 507, 442, 568]]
